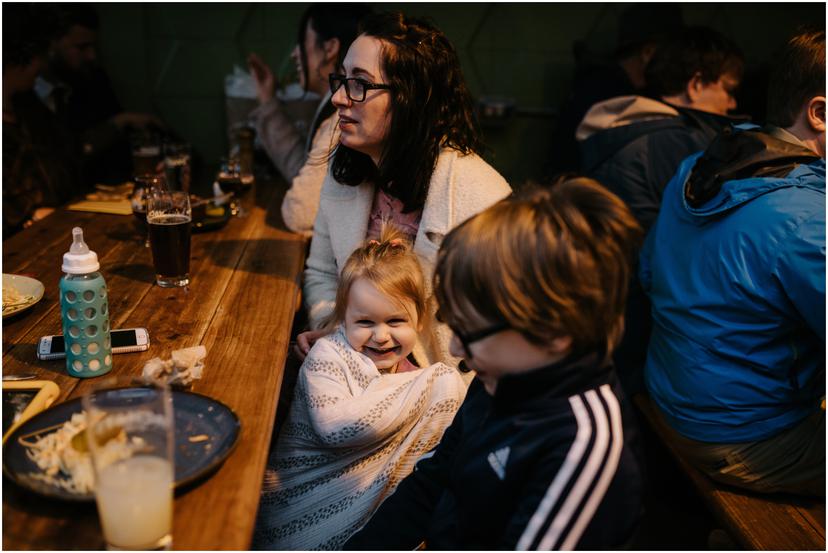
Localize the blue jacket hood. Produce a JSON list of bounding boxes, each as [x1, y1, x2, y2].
[[682, 126, 825, 219]]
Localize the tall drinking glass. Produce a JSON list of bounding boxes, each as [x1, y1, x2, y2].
[[163, 143, 191, 193], [132, 175, 165, 248], [83, 379, 174, 550], [147, 184, 191, 288], [131, 135, 162, 178], [216, 158, 247, 217]]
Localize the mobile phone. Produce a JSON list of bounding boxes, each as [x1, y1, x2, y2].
[[36, 328, 150, 361]]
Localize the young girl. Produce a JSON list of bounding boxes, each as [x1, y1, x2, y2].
[[253, 227, 468, 550]]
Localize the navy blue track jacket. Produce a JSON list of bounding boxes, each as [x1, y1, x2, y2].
[[345, 353, 644, 550]]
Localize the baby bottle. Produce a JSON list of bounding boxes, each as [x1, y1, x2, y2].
[[59, 227, 113, 378]]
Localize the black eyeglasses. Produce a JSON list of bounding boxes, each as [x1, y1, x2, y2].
[[452, 323, 510, 359], [329, 73, 392, 102], [436, 308, 508, 359]]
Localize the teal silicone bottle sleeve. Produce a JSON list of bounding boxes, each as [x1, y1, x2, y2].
[[59, 272, 113, 378]]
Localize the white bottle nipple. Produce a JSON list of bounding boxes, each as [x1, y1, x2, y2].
[[70, 227, 90, 255], [62, 226, 100, 274]]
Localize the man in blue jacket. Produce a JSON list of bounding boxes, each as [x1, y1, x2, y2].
[[641, 29, 825, 496]]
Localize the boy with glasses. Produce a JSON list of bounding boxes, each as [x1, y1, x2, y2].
[[346, 178, 644, 550]]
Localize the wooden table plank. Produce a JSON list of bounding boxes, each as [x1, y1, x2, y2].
[[3, 181, 308, 550]]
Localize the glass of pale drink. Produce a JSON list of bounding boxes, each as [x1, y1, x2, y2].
[[83, 378, 174, 550]]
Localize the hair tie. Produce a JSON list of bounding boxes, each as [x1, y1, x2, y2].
[[389, 239, 403, 247], [369, 239, 380, 246]]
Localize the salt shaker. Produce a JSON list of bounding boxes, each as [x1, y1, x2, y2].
[[59, 227, 112, 377]]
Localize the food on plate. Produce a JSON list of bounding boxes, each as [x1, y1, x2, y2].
[[2, 285, 34, 314], [19, 411, 146, 494]]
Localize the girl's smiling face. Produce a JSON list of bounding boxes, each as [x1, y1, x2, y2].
[[344, 277, 420, 372]]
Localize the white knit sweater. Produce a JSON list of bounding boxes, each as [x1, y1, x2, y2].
[[252, 328, 468, 550]]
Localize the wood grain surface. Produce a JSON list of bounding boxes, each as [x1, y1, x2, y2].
[[2, 180, 307, 550]]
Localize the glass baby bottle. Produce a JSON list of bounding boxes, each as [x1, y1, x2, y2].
[[59, 227, 113, 377]]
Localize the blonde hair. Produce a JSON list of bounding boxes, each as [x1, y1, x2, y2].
[[326, 225, 427, 331], [434, 177, 642, 361]]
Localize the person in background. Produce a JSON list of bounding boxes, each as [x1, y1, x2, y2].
[[253, 228, 467, 550], [3, 3, 79, 237], [247, 3, 372, 235], [579, 26, 745, 232], [296, 12, 511, 366], [641, 28, 825, 496], [577, 26, 745, 398], [345, 180, 644, 550], [37, 3, 163, 185], [544, 3, 684, 177]]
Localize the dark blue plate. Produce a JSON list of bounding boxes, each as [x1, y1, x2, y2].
[[2, 389, 241, 501]]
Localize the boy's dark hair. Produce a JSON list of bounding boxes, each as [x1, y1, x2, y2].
[[434, 178, 643, 362], [766, 28, 826, 128], [646, 26, 744, 98], [3, 3, 50, 68], [331, 12, 483, 213], [297, 3, 372, 90]]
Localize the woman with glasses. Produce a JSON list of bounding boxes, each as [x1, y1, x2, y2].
[[247, 3, 371, 235], [297, 12, 512, 368]]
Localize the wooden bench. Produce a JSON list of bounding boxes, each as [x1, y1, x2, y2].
[[634, 395, 825, 550]]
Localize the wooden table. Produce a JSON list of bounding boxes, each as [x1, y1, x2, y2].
[[2, 180, 308, 549]]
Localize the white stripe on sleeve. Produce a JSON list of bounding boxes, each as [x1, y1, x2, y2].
[[516, 394, 592, 550], [559, 384, 624, 550], [537, 389, 609, 550]]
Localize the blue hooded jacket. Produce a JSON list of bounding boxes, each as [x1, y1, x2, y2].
[[641, 126, 825, 443]]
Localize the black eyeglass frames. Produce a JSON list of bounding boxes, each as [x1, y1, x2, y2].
[[453, 322, 510, 359], [329, 73, 392, 102], [435, 308, 509, 359]]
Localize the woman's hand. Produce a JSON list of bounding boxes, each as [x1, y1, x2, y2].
[[247, 52, 276, 105], [294, 328, 329, 361]]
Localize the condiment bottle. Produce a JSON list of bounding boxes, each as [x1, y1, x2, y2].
[[59, 227, 112, 377]]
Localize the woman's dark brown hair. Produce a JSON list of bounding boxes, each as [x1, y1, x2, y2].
[[331, 12, 483, 213], [297, 3, 372, 91]]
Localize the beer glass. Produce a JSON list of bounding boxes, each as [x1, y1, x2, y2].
[[147, 182, 191, 288], [83, 378, 174, 550], [163, 143, 191, 193], [132, 175, 165, 248], [131, 134, 162, 178]]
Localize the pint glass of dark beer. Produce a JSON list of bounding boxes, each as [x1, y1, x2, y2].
[[147, 184, 192, 288]]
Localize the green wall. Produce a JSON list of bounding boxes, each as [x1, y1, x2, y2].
[[96, 2, 824, 187]]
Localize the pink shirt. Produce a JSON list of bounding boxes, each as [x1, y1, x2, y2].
[[395, 357, 420, 373], [366, 188, 422, 242]]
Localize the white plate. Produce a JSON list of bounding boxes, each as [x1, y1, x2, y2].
[[2, 274, 45, 319]]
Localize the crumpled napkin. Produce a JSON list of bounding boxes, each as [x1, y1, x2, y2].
[[142, 345, 206, 386]]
